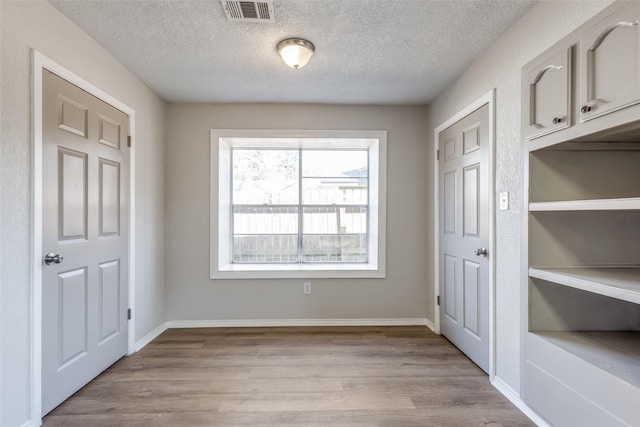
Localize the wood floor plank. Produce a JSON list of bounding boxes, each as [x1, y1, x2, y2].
[[217, 392, 416, 413], [44, 411, 381, 427], [43, 326, 534, 426], [75, 378, 344, 398], [247, 364, 482, 380], [375, 407, 537, 427]]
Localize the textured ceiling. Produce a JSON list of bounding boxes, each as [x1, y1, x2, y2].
[[49, 0, 537, 105]]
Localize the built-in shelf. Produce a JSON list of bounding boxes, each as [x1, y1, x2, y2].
[[529, 268, 640, 304], [535, 331, 640, 389], [523, 3, 640, 424], [529, 197, 640, 211]]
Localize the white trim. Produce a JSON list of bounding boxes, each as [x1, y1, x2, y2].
[[20, 421, 39, 427], [425, 318, 436, 333], [491, 376, 550, 427], [433, 90, 496, 380], [166, 318, 429, 329], [520, 119, 530, 399], [134, 323, 168, 352], [210, 129, 387, 279], [31, 51, 44, 427], [133, 318, 433, 351], [31, 51, 136, 422]]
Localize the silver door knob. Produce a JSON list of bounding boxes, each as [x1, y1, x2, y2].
[[44, 252, 64, 265], [474, 248, 488, 257]]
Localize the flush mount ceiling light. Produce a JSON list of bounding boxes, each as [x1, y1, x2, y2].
[[277, 38, 315, 69]]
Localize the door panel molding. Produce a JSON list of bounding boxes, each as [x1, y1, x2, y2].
[[463, 164, 480, 237], [58, 147, 88, 241], [463, 259, 481, 337], [433, 90, 495, 379], [31, 50, 136, 423], [57, 267, 89, 367], [444, 254, 457, 321]]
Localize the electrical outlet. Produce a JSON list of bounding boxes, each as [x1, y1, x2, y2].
[[303, 282, 311, 295]]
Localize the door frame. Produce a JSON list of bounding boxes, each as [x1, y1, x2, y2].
[[30, 50, 136, 421], [433, 89, 496, 380]]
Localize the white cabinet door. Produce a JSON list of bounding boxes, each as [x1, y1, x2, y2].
[[579, 2, 640, 122], [523, 46, 572, 140]]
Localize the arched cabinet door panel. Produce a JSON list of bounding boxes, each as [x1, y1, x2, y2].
[[580, 1, 640, 122], [523, 46, 572, 140]]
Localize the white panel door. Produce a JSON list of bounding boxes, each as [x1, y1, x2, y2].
[[41, 70, 129, 414], [439, 104, 489, 373]]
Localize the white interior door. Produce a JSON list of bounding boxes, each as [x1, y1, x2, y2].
[[41, 70, 129, 414], [438, 103, 490, 373]]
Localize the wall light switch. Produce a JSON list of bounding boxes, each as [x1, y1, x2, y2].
[[499, 192, 509, 211], [303, 282, 311, 295]]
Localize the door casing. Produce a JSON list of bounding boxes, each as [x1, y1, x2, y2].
[[433, 90, 496, 380], [31, 50, 136, 422]]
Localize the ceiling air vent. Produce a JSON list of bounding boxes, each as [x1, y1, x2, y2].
[[220, 0, 275, 23]]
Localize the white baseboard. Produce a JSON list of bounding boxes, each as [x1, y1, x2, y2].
[[166, 318, 429, 329], [21, 420, 39, 427], [134, 322, 168, 352], [425, 318, 436, 332], [132, 318, 431, 352], [491, 376, 550, 427]]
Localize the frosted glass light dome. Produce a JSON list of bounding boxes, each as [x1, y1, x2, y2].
[[277, 38, 315, 69]]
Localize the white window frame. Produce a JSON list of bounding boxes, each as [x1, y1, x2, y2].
[[210, 129, 387, 279]]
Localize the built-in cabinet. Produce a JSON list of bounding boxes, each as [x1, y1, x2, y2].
[[523, 46, 572, 140], [579, 1, 640, 122], [522, 2, 640, 426], [525, 1, 640, 142]]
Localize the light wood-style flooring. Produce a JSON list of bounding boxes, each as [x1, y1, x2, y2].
[[43, 326, 535, 426]]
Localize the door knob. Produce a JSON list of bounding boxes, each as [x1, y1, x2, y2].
[[44, 252, 64, 265], [474, 247, 488, 257]]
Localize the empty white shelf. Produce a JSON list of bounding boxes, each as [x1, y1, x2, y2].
[[535, 331, 640, 389], [529, 197, 640, 211], [529, 268, 640, 304]]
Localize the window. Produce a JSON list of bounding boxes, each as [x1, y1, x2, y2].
[[211, 130, 386, 279]]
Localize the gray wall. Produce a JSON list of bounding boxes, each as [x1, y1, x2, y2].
[[0, 1, 167, 425], [166, 104, 431, 322], [424, 0, 613, 393]]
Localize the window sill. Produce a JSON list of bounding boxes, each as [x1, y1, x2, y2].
[[212, 263, 385, 280]]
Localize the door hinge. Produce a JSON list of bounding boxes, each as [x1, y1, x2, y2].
[[437, 295, 440, 306], [127, 308, 132, 320], [127, 135, 132, 148], [436, 150, 440, 160]]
